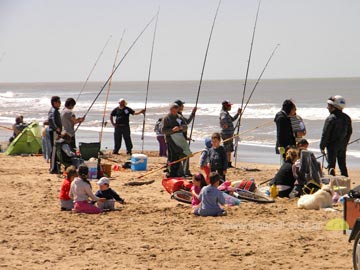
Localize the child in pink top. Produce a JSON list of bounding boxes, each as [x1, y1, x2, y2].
[[191, 173, 207, 208]]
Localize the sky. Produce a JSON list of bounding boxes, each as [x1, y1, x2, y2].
[[0, 0, 359, 83]]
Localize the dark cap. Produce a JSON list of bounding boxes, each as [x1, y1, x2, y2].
[[222, 100, 233, 106], [174, 100, 185, 106]]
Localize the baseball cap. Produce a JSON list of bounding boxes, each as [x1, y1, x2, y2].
[[174, 100, 185, 106], [222, 100, 233, 106], [118, 98, 128, 105], [97, 177, 110, 185]]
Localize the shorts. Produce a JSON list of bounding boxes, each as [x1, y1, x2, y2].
[[221, 134, 234, 152]]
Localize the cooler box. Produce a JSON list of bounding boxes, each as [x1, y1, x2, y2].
[[85, 161, 98, 180], [131, 154, 147, 171]]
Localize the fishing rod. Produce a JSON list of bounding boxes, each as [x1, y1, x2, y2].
[[137, 119, 272, 179], [188, 0, 222, 147], [316, 137, 360, 160], [233, 0, 261, 167], [141, 8, 160, 153], [240, 44, 279, 115], [76, 35, 112, 102], [99, 30, 126, 145], [0, 125, 12, 131], [74, 13, 157, 133]]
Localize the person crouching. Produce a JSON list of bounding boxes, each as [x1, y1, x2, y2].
[[95, 177, 125, 210], [69, 165, 105, 214]]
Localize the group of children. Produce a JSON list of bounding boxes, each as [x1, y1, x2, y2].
[[59, 165, 125, 214]]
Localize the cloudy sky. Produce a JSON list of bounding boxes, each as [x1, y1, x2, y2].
[[0, 0, 359, 82]]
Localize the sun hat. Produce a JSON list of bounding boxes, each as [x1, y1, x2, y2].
[[97, 177, 110, 185]]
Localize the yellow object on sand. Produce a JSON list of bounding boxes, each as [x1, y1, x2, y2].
[[270, 185, 278, 198]]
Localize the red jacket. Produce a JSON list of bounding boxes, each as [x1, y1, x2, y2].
[[59, 178, 72, 200]]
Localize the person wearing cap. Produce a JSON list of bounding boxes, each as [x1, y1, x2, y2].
[[161, 103, 186, 177], [219, 100, 241, 168], [9, 115, 28, 142], [174, 99, 197, 176], [69, 164, 106, 214], [320, 95, 352, 177], [94, 177, 125, 210], [110, 98, 145, 155], [61, 97, 85, 149], [274, 99, 297, 163]]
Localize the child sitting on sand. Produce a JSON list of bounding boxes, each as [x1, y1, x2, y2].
[[208, 133, 228, 182], [95, 177, 125, 210], [193, 172, 226, 217], [199, 137, 212, 183], [69, 165, 106, 214], [191, 173, 207, 208], [59, 165, 77, 211]]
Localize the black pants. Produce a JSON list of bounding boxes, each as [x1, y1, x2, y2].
[[166, 139, 184, 177], [49, 130, 59, 173], [113, 126, 133, 154], [327, 146, 348, 177]]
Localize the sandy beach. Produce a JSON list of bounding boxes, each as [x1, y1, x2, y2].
[[0, 151, 356, 270]]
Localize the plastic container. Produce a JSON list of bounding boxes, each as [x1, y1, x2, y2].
[[131, 154, 148, 171], [101, 164, 112, 177], [85, 161, 98, 180]]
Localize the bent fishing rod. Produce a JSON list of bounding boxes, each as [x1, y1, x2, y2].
[[99, 30, 126, 145], [76, 35, 112, 102], [137, 119, 272, 179], [188, 0, 222, 147], [141, 8, 160, 153], [74, 13, 158, 133], [234, 0, 261, 167]]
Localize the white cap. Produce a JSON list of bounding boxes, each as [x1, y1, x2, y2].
[[118, 98, 127, 105], [97, 177, 110, 185]]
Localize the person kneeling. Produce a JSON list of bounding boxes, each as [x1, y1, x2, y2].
[[193, 172, 226, 217], [95, 177, 125, 210]]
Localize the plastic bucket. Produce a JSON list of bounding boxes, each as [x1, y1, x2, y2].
[[101, 164, 112, 177], [131, 154, 147, 171], [85, 161, 98, 180]]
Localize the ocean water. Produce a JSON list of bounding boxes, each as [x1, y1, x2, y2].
[[0, 78, 359, 167]]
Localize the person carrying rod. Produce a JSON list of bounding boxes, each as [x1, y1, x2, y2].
[[320, 95, 352, 177], [174, 99, 197, 177], [110, 98, 145, 156], [219, 100, 241, 168]]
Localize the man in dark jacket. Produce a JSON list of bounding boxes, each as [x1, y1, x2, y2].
[[48, 96, 62, 174], [274, 99, 296, 156], [320, 95, 352, 177]]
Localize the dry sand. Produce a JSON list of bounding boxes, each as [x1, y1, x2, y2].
[[0, 151, 356, 270]]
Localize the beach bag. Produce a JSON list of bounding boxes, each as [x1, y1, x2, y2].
[[236, 180, 256, 192], [302, 180, 321, 195]]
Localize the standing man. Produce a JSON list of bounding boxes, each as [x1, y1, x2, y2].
[[174, 99, 197, 177], [320, 95, 352, 177], [274, 99, 297, 160], [219, 100, 241, 168], [162, 103, 186, 177], [110, 98, 145, 155], [61, 97, 85, 149], [48, 96, 62, 174]]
